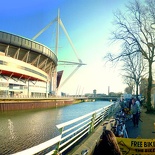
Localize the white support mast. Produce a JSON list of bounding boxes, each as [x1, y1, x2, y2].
[[55, 9, 60, 56], [31, 9, 86, 96], [54, 9, 60, 95]]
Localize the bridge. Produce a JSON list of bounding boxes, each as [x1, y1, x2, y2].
[[73, 95, 119, 102], [87, 96, 119, 101], [0, 95, 118, 100]]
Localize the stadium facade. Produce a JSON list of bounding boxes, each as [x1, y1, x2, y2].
[[0, 31, 58, 98]]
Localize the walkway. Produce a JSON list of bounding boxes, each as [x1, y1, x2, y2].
[[69, 106, 155, 155], [126, 106, 155, 139]]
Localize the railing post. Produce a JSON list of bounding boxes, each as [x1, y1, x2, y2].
[[108, 105, 113, 115], [102, 108, 105, 121], [53, 127, 64, 155], [108, 106, 112, 115], [89, 112, 96, 134], [110, 105, 113, 114]]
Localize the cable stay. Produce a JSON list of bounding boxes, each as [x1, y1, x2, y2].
[[58, 65, 81, 90], [58, 60, 86, 66], [32, 18, 57, 41], [59, 19, 81, 62]]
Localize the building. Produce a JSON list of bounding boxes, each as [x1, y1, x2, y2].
[[93, 89, 96, 97], [0, 31, 58, 98]]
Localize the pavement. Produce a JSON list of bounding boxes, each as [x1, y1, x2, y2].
[[125, 106, 155, 139], [68, 106, 155, 155]]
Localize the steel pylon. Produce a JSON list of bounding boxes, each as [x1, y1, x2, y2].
[[32, 9, 86, 95]]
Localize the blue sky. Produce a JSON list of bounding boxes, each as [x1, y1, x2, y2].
[[0, 0, 128, 95]]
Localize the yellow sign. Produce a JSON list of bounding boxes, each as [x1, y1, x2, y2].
[[116, 137, 155, 155]]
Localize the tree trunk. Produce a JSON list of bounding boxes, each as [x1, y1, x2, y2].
[[136, 82, 139, 99], [147, 61, 153, 112]]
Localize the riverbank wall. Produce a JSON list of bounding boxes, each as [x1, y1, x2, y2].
[[0, 98, 83, 112]]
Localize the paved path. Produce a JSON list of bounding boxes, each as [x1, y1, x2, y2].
[[125, 107, 155, 139]]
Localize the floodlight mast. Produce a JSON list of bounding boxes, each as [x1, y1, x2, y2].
[[31, 9, 86, 95]]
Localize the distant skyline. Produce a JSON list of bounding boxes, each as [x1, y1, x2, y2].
[[0, 0, 129, 95]]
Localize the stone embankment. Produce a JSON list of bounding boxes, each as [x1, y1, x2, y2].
[[0, 98, 82, 111]]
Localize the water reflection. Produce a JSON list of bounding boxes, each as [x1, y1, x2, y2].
[[8, 119, 16, 140], [0, 101, 111, 154]]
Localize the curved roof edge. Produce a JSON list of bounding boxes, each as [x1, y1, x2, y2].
[[0, 31, 58, 65]]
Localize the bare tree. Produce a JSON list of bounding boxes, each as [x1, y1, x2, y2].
[[106, 0, 155, 112], [121, 44, 147, 98], [125, 86, 133, 94], [124, 78, 135, 94]]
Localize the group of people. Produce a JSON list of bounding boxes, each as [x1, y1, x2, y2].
[[119, 97, 141, 127], [92, 97, 141, 155]]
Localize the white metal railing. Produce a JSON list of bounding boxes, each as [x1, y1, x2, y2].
[[0, 95, 87, 99], [12, 102, 119, 155]]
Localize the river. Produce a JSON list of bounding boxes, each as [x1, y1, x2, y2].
[[0, 101, 112, 155]]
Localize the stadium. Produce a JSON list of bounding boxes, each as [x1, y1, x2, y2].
[[0, 31, 58, 98]]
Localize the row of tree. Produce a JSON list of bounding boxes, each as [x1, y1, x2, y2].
[[106, 0, 155, 112]]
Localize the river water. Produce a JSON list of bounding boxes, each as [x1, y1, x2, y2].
[[0, 101, 112, 155]]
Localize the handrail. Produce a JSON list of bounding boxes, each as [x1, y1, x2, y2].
[[13, 102, 119, 155], [13, 135, 61, 155]]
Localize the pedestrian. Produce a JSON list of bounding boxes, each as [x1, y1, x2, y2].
[[131, 98, 140, 127], [92, 130, 122, 155], [119, 98, 125, 112], [129, 97, 133, 111], [136, 98, 141, 109]]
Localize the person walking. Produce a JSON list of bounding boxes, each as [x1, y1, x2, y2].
[[119, 98, 125, 112], [131, 98, 140, 127], [136, 98, 141, 109], [93, 130, 122, 155], [129, 97, 133, 111]]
